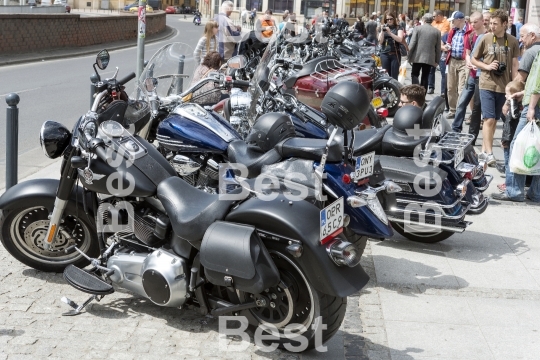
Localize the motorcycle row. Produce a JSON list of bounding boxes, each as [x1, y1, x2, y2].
[[0, 30, 492, 351]]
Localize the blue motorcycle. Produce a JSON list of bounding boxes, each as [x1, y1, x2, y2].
[[135, 43, 404, 254]]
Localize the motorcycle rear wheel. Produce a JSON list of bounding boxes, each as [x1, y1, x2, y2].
[[238, 251, 347, 351], [391, 222, 454, 243], [0, 202, 99, 272], [375, 79, 401, 117]]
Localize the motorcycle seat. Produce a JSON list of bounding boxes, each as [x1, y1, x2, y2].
[[352, 124, 391, 156], [283, 56, 339, 89], [381, 128, 429, 157], [227, 140, 282, 178], [275, 137, 342, 162], [377, 155, 448, 188], [157, 177, 235, 243], [381, 96, 447, 157]]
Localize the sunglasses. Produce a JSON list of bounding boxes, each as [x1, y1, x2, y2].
[[386, 18, 394, 21]]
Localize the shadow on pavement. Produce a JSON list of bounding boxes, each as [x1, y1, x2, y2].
[[375, 229, 529, 263], [368, 254, 469, 295]]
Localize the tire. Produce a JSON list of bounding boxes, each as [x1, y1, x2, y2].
[[239, 251, 347, 351], [343, 226, 367, 258], [391, 221, 454, 243], [375, 79, 401, 117], [0, 201, 99, 273]]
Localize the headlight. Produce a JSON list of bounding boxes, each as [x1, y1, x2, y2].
[[40, 121, 72, 159]]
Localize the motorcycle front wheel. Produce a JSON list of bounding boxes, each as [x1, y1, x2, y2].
[[391, 222, 454, 243], [0, 201, 99, 272], [238, 250, 347, 351]]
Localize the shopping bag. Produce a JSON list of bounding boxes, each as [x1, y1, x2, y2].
[[398, 60, 407, 85], [509, 121, 540, 175]]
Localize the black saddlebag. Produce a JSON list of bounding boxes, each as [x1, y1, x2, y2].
[[200, 221, 280, 294]]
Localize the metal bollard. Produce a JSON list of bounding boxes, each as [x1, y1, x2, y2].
[[90, 73, 99, 108], [176, 55, 185, 93], [5, 93, 20, 190]]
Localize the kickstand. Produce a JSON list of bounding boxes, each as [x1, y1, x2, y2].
[[61, 295, 97, 316]]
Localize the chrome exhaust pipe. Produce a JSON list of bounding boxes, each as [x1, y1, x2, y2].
[[387, 216, 471, 233]]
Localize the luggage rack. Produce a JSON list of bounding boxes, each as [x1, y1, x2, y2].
[[433, 132, 475, 151], [310, 59, 358, 82], [419, 132, 475, 166]]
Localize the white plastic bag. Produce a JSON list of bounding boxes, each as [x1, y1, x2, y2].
[[398, 60, 407, 85], [509, 121, 540, 175]]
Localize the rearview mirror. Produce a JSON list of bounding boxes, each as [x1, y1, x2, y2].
[[96, 49, 110, 70], [227, 55, 248, 69], [144, 77, 158, 92]]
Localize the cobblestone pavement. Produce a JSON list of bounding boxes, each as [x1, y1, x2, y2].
[[0, 241, 375, 359]]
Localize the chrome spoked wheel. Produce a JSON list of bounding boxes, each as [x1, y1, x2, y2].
[[10, 207, 92, 264], [1, 203, 98, 272]]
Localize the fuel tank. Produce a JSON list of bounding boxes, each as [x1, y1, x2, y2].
[[156, 103, 242, 153], [77, 135, 176, 197]]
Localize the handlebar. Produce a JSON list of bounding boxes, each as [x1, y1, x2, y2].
[[118, 72, 136, 86], [232, 80, 250, 87]]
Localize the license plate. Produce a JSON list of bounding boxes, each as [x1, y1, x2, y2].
[[354, 151, 375, 180], [454, 148, 464, 166], [371, 97, 384, 109], [320, 197, 344, 242]]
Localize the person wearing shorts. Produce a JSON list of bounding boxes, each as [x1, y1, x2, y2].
[[471, 9, 520, 166]]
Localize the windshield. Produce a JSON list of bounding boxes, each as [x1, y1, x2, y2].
[[130, 42, 196, 99]]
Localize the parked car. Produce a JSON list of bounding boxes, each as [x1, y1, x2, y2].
[[165, 5, 177, 14], [129, 4, 153, 12], [53, 0, 70, 12]]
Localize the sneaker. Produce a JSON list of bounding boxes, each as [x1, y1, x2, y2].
[[497, 183, 506, 192], [492, 193, 524, 202], [446, 113, 455, 119], [465, 116, 471, 125], [486, 153, 496, 166], [427, 88, 434, 94], [495, 162, 506, 174], [478, 152, 487, 161]]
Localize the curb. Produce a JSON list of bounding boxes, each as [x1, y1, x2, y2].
[[0, 26, 178, 67]]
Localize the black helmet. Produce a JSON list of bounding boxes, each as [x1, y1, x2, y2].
[[246, 113, 296, 152], [392, 105, 424, 136], [320, 81, 370, 130]]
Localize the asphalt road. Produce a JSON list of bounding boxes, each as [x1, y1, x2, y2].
[[0, 15, 202, 164]]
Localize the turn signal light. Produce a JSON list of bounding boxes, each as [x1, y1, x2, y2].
[[347, 196, 368, 208], [377, 108, 389, 117], [384, 180, 403, 193]]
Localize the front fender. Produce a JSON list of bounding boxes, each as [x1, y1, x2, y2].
[[225, 195, 369, 298], [0, 178, 92, 216], [373, 76, 394, 89]]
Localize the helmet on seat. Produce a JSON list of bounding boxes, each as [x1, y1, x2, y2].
[[392, 105, 424, 136], [246, 112, 296, 152], [320, 81, 370, 130]]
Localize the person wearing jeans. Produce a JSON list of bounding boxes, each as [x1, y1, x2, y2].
[[451, 12, 485, 136], [493, 50, 540, 202]]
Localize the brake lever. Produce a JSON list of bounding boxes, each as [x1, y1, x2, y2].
[[112, 67, 119, 79]]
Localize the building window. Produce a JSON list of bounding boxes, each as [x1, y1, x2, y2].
[[246, 0, 263, 11], [268, 0, 294, 13]]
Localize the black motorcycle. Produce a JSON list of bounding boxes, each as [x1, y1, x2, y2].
[[0, 50, 368, 350]]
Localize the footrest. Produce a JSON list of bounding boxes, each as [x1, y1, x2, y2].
[[63, 265, 114, 296]]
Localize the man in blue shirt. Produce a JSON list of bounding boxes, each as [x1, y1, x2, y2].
[[445, 11, 472, 119]]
